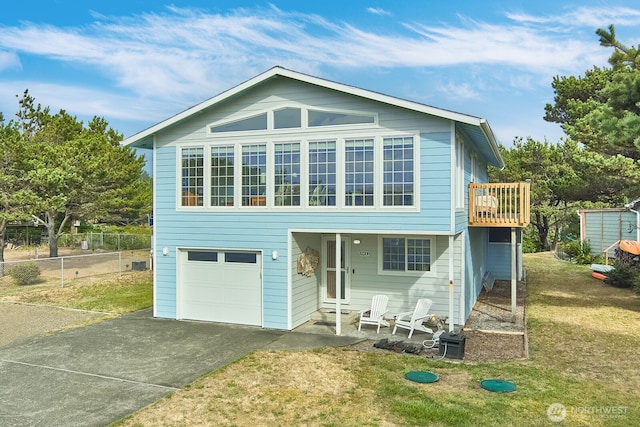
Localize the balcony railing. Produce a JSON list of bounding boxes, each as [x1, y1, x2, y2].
[[469, 182, 531, 227]]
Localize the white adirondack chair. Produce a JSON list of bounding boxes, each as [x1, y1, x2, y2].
[[392, 298, 434, 338], [358, 295, 390, 333]]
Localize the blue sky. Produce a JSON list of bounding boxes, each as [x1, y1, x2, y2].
[[1, 1, 640, 159]]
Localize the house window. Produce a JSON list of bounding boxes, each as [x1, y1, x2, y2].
[[181, 147, 204, 206], [242, 144, 267, 206], [211, 146, 234, 206], [210, 113, 267, 133], [308, 141, 336, 206], [383, 137, 414, 206], [274, 108, 301, 129], [407, 238, 431, 271], [455, 138, 464, 209], [308, 110, 375, 127], [489, 228, 512, 243], [381, 237, 432, 273], [345, 138, 374, 206], [274, 143, 301, 206], [382, 238, 405, 271]]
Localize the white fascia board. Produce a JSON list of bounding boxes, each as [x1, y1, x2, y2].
[[276, 67, 486, 126], [123, 66, 494, 148], [479, 119, 505, 169], [122, 67, 283, 146]]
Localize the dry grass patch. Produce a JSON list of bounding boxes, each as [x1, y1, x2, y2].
[[526, 252, 640, 393], [120, 349, 396, 426], [1, 271, 152, 314], [115, 252, 640, 427]]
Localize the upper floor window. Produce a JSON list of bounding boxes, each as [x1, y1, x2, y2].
[[274, 143, 301, 206], [181, 147, 204, 206], [308, 141, 337, 206], [455, 138, 465, 209], [274, 108, 302, 129], [179, 133, 417, 211], [210, 113, 267, 133], [308, 110, 375, 127], [211, 146, 234, 207], [345, 138, 374, 206], [242, 144, 267, 206], [383, 137, 414, 206], [210, 107, 375, 134]]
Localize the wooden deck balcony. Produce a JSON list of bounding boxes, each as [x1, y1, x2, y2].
[[469, 182, 531, 227]]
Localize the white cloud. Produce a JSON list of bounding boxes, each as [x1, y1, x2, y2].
[[0, 4, 636, 132], [0, 5, 621, 96], [366, 7, 392, 16], [0, 49, 20, 71], [0, 80, 174, 126], [437, 81, 481, 100], [506, 6, 640, 28]]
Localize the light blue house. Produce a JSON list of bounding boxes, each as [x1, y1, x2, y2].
[[123, 67, 529, 331]]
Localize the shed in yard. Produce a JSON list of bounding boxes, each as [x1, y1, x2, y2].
[[578, 204, 639, 257]]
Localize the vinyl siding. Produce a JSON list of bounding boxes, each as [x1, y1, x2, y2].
[[311, 233, 462, 323], [465, 227, 487, 320], [291, 233, 322, 328], [150, 77, 481, 329]]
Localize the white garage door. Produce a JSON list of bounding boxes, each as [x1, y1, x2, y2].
[[179, 249, 262, 326]]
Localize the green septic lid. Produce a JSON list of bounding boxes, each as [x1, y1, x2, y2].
[[405, 371, 439, 384], [480, 379, 517, 393]]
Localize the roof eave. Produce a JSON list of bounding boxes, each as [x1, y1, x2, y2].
[[122, 66, 501, 155], [479, 119, 505, 169]]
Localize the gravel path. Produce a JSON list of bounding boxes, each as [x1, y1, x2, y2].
[[0, 302, 109, 347]]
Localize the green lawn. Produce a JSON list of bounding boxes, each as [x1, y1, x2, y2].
[[115, 253, 640, 427]]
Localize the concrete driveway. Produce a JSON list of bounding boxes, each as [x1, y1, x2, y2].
[[0, 309, 361, 427]]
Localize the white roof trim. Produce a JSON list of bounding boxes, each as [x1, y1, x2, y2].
[[122, 66, 498, 159]]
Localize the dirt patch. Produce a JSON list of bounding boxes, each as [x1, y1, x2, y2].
[[348, 279, 528, 363], [461, 279, 527, 362]]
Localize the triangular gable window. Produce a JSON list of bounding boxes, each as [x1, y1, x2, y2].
[[308, 110, 374, 127], [274, 107, 301, 129], [210, 113, 267, 133]]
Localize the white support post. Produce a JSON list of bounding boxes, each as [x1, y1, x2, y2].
[[119, 251, 122, 278], [335, 233, 342, 336], [511, 227, 517, 316], [448, 235, 455, 332], [60, 257, 64, 288]]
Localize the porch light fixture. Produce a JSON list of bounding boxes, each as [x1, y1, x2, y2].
[[272, 250, 278, 260], [162, 247, 169, 256], [353, 239, 361, 245]]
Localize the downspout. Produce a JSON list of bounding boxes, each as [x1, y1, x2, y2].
[[335, 233, 341, 336], [511, 227, 517, 317], [448, 235, 455, 332], [152, 135, 158, 318]]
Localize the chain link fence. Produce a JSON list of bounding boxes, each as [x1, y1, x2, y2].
[[57, 233, 152, 251], [0, 250, 151, 288]]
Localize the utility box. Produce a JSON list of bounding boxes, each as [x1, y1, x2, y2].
[[132, 261, 146, 271], [439, 332, 466, 359]]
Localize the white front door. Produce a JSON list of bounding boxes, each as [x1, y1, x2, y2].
[[322, 235, 350, 303]]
